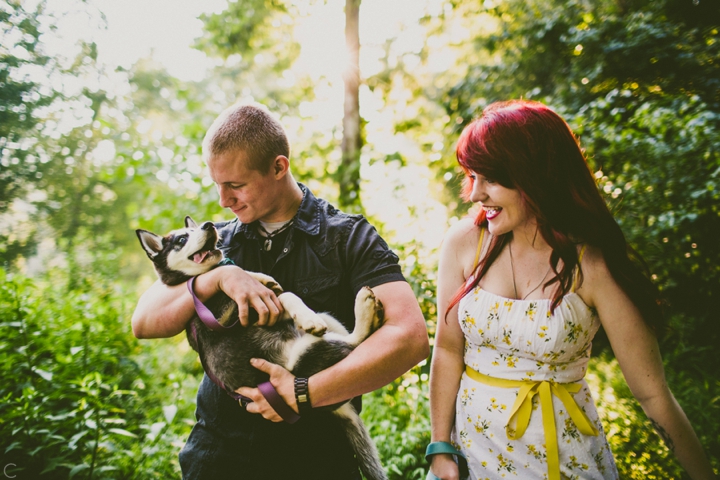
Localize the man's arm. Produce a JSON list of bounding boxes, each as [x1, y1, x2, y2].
[[131, 265, 283, 338], [309, 280, 429, 405], [238, 280, 429, 421]]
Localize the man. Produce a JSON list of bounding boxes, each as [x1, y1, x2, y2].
[[131, 103, 429, 479]]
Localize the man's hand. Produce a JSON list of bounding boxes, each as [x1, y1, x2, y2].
[[235, 358, 297, 422], [213, 266, 284, 326]]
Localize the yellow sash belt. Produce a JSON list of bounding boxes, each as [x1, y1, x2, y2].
[[465, 366, 598, 480]]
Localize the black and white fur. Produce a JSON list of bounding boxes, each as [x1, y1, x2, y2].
[[136, 216, 387, 480]]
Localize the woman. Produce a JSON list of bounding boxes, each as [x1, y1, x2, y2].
[[427, 100, 716, 480]]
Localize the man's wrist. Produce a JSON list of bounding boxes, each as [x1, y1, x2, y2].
[[294, 377, 311, 414], [192, 267, 224, 302]]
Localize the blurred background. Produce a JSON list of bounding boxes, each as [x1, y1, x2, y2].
[[1, 0, 718, 478]]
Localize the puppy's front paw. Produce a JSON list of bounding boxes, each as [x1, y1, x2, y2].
[[294, 312, 328, 336], [248, 272, 284, 295], [356, 286, 384, 330]]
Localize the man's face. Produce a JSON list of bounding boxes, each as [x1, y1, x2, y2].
[[207, 150, 280, 224]]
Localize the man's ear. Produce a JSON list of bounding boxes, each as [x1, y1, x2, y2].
[[272, 155, 290, 178], [185, 216, 198, 229], [136, 230, 164, 258]]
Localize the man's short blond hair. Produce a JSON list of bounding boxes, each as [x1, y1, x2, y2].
[[202, 102, 290, 172]]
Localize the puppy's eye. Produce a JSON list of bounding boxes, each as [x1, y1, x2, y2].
[[176, 236, 187, 247]]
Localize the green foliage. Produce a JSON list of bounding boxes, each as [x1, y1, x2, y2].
[[194, 0, 299, 74], [0, 268, 200, 479], [363, 377, 430, 480], [0, 0, 55, 213], [588, 348, 720, 479]]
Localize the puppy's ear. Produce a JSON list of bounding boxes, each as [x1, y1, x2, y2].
[[136, 230, 164, 259], [185, 216, 198, 229]]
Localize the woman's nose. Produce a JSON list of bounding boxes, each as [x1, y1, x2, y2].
[[470, 178, 487, 203]]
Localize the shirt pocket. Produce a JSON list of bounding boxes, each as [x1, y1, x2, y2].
[[295, 273, 341, 317]]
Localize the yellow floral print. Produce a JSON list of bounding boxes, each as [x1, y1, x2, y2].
[[454, 287, 617, 479]]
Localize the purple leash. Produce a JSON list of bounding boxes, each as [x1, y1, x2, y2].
[[186, 276, 300, 424]]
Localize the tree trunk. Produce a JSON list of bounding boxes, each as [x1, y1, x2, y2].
[[339, 0, 362, 212]]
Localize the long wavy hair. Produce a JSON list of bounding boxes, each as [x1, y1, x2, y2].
[[449, 100, 663, 332]]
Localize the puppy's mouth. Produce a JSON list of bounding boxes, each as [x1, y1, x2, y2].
[[189, 249, 220, 264], [189, 235, 221, 264]]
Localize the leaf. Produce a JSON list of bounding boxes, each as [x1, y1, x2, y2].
[[147, 422, 166, 441], [95, 465, 119, 473], [68, 463, 90, 478], [68, 430, 88, 449], [163, 404, 178, 424], [107, 428, 137, 438], [32, 367, 53, 381], [5, 441, 21, 453]]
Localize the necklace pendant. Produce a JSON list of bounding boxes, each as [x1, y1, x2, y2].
[[264, 238, 272, 251]]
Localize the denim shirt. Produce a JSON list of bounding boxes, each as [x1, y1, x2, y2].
[[179, 184, 405, 479]]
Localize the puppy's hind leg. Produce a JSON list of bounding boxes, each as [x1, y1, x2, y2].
[[278, 292, 328, 335]]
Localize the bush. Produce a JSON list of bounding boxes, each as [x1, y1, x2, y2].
[[362, 372, 430, 480], [0, 268, 200, 479]]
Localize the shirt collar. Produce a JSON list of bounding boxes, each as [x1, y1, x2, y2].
[[233, 182, 321, 239]]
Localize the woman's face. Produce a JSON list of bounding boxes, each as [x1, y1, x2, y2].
[[468, 172, 534, 236]]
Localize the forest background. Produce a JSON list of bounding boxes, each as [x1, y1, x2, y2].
[[1, 0, 718, 478]]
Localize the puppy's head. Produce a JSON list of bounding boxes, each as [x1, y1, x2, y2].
[[136, 216, 223, 285]]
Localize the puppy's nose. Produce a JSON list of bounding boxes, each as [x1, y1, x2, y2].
[[201, 222, 214, 231]]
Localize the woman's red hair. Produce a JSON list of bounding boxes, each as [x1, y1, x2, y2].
[[448, 100, 662, 331]]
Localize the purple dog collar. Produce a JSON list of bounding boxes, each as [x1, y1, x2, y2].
[[187, 276, 239, 331]]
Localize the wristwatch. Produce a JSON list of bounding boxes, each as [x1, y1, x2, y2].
[[294, 377, 311, 414]]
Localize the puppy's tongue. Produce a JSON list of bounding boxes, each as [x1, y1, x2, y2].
[[193, 251, 210, 263]]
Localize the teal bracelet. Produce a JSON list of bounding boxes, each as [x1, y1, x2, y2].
[[425, 441, 466, 463]]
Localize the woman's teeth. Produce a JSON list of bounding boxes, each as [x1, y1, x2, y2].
[[485, 207, 502, 219]]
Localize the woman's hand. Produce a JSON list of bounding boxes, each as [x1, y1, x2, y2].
[[429, 454, 460, 480]]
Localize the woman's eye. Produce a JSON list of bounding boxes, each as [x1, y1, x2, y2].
[[468, 174, 476, 180]]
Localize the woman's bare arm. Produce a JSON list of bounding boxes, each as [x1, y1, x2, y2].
[[579, 247, 716, 480]]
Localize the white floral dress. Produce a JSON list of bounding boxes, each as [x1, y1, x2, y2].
[[453, 286, 619, 480]]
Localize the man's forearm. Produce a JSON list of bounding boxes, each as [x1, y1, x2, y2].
[[131, 269, 223, 338], [307, 281, 429, 407], [308, 322, 428, 407], [131, 280, 195, 338]]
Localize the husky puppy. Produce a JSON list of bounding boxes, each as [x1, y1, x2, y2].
[[136, 216, 387, 480]]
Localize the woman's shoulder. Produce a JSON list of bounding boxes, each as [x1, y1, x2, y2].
[[579, 244, 611, 277], [443, 217, 486, 250], [576, 244, 614, 307]]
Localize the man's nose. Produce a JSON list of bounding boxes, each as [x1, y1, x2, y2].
[[217, 186, 234, 207]]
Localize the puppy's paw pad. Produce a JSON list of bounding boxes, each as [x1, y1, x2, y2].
[[374, 297, 385, 323]]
